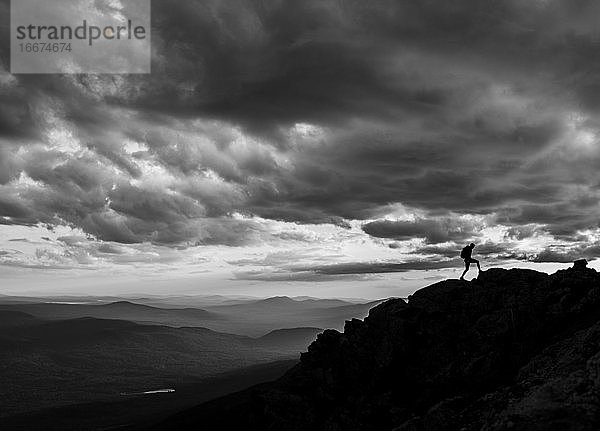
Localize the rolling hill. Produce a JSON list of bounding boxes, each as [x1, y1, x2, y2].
[[0, 316, 314, 419]]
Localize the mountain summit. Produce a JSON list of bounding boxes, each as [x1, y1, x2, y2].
[[156, 262, 600, 430]]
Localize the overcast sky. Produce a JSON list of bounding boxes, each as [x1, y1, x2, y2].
[[1, 0, 600, 298]]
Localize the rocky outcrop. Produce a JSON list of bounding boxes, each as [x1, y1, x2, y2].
[[156, 263, 600, 430]]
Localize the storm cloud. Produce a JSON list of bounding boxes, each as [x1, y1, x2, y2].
[[362, 217, 483, 244], [1, 0, 600, 264]]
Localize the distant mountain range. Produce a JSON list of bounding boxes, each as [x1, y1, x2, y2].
[[0, 295, 382, 336], [203, 297, 382, 336], [0, 300, 215, 328]]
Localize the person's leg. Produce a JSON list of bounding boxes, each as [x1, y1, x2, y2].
[[460, 261, 470, 280], [471, 258, 480, 271]]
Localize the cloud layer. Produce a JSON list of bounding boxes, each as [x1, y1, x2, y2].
[[2, 0, 600, 270]]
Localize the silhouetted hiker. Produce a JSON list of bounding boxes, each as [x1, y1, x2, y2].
[[460, 243, 480, 280]]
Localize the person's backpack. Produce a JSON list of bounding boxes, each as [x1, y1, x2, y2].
[[460, 246, 469, 259]]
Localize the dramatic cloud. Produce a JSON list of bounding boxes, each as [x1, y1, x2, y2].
[[233, 258, 464, 281], [312, 260, 464, 275], [533, 243, 600, 263], [2, 0, 600, 273], [362, 217, 484, 244]]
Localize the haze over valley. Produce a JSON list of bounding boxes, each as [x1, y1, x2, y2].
[[0, 294, 379, 430]]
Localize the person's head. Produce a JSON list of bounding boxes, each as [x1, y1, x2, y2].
[[469, 243, 475, 248]]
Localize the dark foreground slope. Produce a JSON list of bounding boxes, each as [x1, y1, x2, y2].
[[155, 263, 600, 431], [0, 360, 297, 431], [0, 316, 318, 419]]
